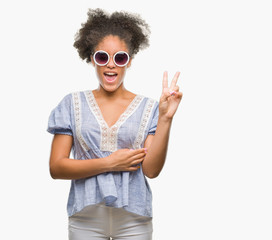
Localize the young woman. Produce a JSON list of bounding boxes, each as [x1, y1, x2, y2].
[[47, 9, 182, 240]]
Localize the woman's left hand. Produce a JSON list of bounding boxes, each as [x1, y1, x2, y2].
[[159, 71, 183, 120]]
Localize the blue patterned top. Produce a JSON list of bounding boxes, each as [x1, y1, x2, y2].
[[47, 90, 159, 217]]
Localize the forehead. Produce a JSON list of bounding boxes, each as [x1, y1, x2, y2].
[[95, 35, 129, 54]]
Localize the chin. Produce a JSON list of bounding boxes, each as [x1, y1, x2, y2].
[[101, 81, 123, 93]]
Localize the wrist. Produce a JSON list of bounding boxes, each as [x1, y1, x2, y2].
[[158, 114, 173, 124], [103, 156, 114, 172]]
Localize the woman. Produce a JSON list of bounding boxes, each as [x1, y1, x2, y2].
[[47, 9, 182, 240]]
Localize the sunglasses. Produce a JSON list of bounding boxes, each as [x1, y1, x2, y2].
[[93, 50, 130, 67]]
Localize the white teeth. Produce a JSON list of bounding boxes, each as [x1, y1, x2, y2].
[[105, 73, 116, 76]]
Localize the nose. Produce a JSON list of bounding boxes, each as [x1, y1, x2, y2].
[[106, 56, 116, 68]]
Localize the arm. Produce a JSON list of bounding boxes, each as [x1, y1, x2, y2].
[[142, 71, 183, 178], [49, 134, 146, 180]]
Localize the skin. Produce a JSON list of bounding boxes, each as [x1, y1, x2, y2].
[[49, 35, 183, 180]]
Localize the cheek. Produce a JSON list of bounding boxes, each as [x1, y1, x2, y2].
[[94, 67, 103, 82], [118, 68, 127, 80], [94, 66, 102, 75]]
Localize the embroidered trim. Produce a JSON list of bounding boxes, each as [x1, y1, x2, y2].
[[84, 90, 144, 152], [133, 98, 156, 149], [72, 92, 90, 152]]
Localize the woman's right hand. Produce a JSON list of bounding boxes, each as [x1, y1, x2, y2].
[[107, 148, 147, 172]]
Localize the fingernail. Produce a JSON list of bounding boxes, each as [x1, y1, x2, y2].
[[144, 148, 148, 153], [170, 91, 176, 96]]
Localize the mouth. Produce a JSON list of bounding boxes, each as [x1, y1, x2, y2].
[[104, 72, 118, 83]]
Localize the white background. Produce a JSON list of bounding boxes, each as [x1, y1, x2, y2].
[[1, 0, 271, 239]]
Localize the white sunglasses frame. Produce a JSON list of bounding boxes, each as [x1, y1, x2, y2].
[[93, 50, 130, 67]]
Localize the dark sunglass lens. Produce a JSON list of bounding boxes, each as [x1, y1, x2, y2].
[[95, 52, 108, 65], [115, 53, 128, 66]]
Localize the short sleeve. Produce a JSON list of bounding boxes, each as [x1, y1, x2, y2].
[[148, 101, 159, 135], [47, 94, 73, 136]]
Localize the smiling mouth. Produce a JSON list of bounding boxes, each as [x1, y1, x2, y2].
[[104, 72, 118, 82]]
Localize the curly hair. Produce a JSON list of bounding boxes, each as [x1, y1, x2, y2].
[[73, 8, 150, 63]]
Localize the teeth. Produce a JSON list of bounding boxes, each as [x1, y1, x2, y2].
[[105, 73, 116, 76]]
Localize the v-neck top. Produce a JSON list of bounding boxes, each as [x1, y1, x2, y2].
[[47, 90, 159, 217]]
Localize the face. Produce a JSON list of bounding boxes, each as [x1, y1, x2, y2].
[[91, 35, 131, 93]]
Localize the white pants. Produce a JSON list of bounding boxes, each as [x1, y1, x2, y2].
[[69, 203, 153, 240]]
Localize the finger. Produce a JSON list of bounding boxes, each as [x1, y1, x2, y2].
[[172, 85, 180, 93], [170, 90, 183, 99], [130, 148, 147, 155], [169, 86, 180, 96], [162, 71, 168, 91], [128, 149, 146, 158], [160, 91, 171, 102], [170, 71, 180, 90], [176, 91, 183, 99], [130, 153, 146, 161], [169, 91, 176, 96], [127, 166, 141, 171], [131, 158, 144, 165]]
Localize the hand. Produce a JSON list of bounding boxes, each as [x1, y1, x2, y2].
[[159, 71, 183, 120], [107, 148, 147, 172]]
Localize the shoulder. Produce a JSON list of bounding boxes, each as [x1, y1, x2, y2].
[[135, 95, 159, 117], [68, 90, 92, 103], [136, 93, 158, 104], [55, 90, 88, 109], [140, 95, 159, 108], [57, 92, 74, 104]]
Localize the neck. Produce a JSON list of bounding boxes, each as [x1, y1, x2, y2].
[[94, 83, 129, 99]]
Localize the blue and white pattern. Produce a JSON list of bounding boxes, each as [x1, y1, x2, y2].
[[47, 90, 159, 217]]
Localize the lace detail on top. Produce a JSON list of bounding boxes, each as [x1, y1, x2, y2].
[[72, 92, 90, 152], [84, 90, 144, 152], [133, 98, 156, 149]]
